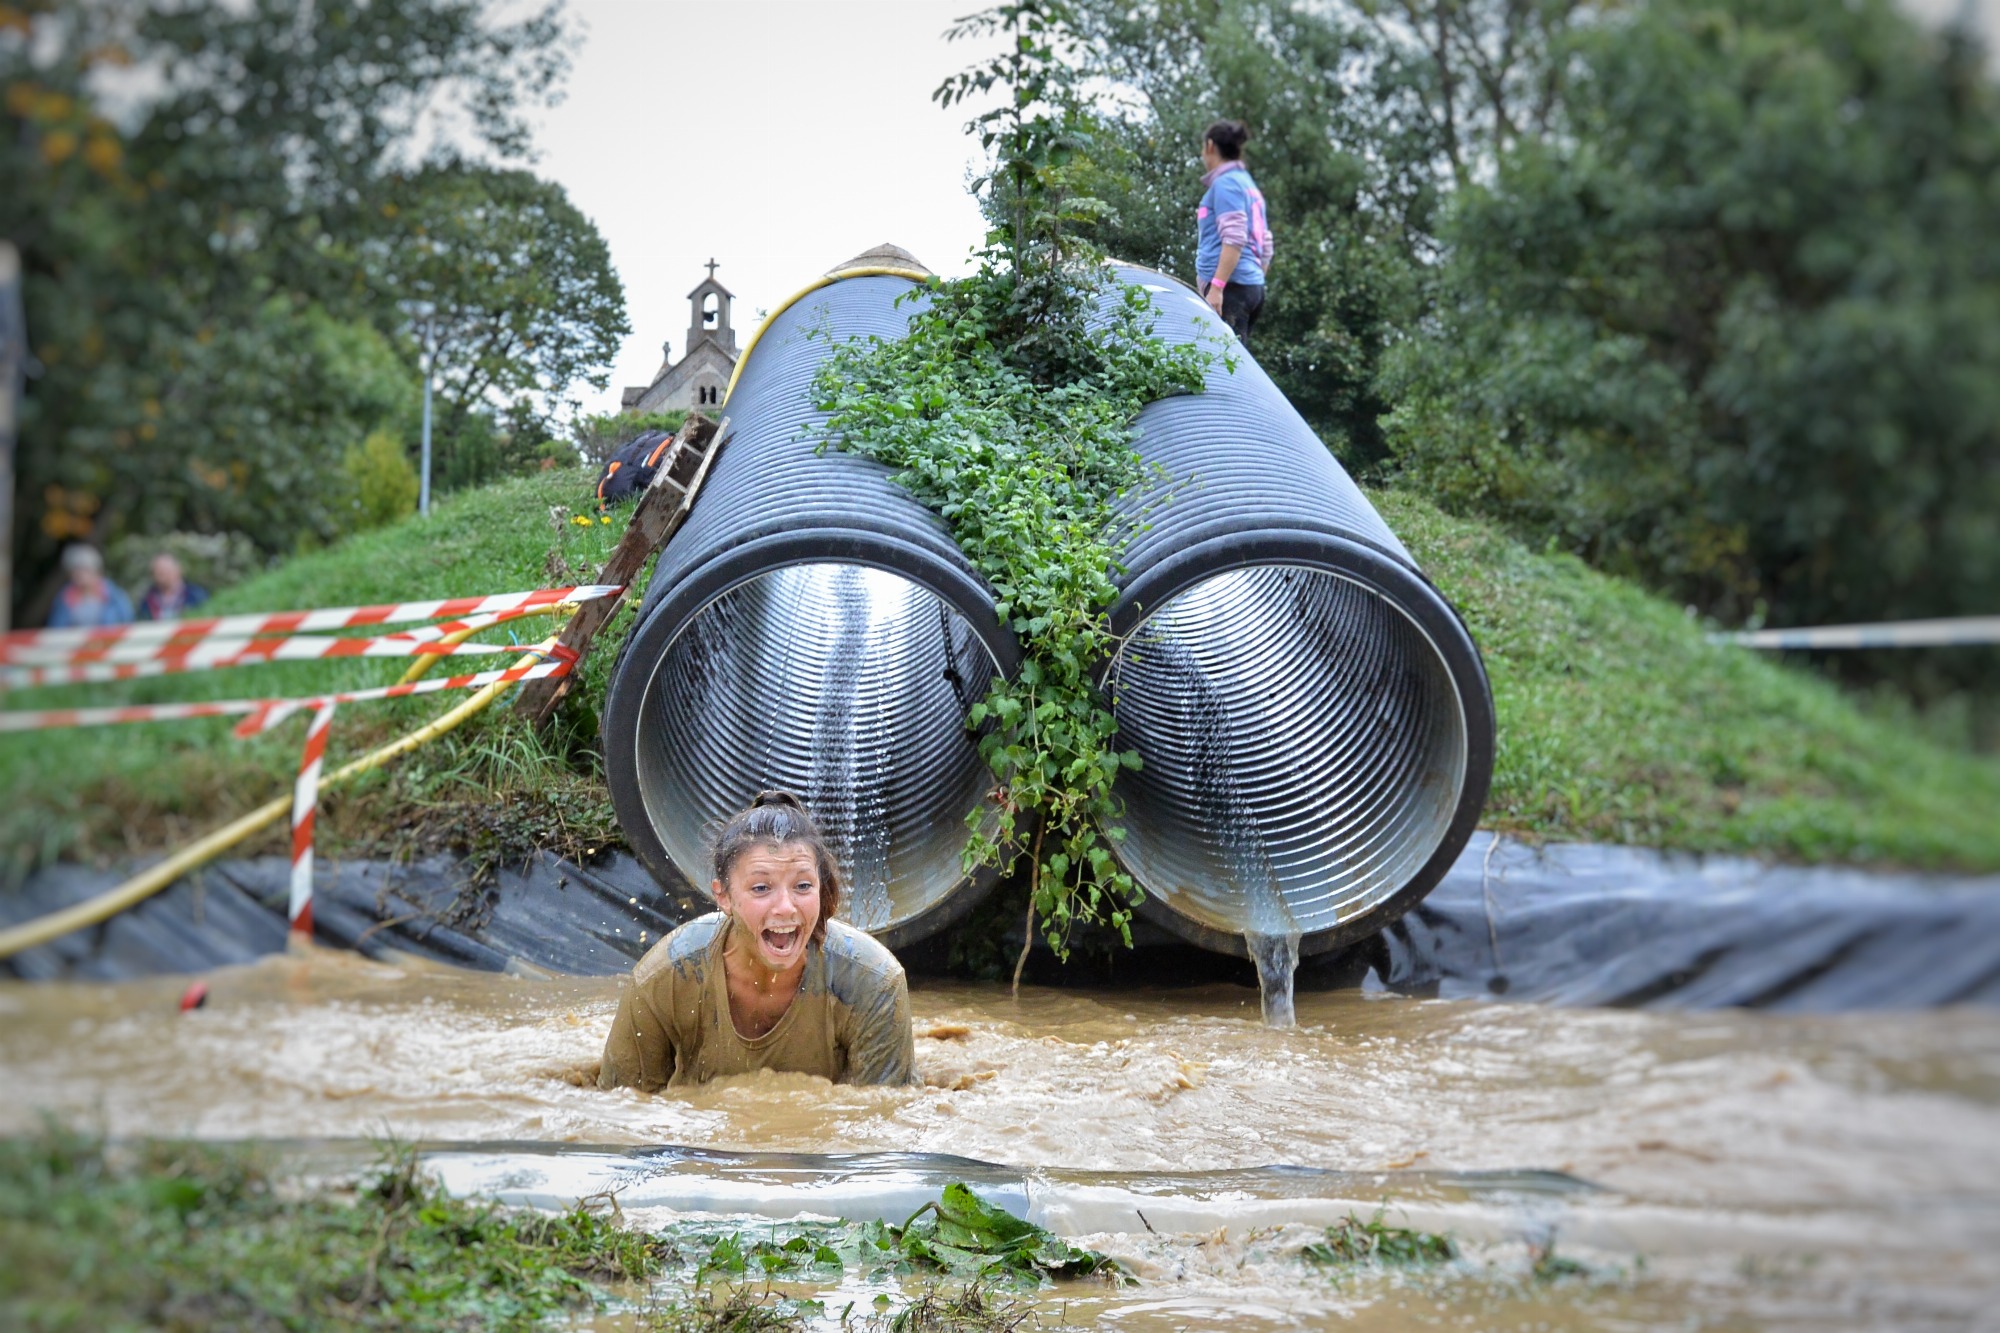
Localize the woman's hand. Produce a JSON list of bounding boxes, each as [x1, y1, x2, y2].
[[1205, 282, 1226, 316]]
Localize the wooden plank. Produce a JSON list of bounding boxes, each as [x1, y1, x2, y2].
[[514, 412, 730, 728]]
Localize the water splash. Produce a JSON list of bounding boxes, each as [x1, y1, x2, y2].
[[808, 568, 894, 930], [1155, 631, 1302, 1028]]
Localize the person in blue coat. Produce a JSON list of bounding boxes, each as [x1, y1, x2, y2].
[[1195, 119, 1274, 348], [46, 543, 133, 629]]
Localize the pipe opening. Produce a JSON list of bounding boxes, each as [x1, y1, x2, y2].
[[1105, 564, 1469, 949], [633, 562, 998, 936]]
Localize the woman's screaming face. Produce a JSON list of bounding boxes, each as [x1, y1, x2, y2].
[[714, 842, 822, 972]]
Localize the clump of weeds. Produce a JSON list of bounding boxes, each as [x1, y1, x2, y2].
[[1302, 1210, 1459, 1268]]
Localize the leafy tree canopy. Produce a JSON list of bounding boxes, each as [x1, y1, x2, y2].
[[2, 0, 610, 620], [1384, 0, 2000, 645], [359, 164, 629, 488]]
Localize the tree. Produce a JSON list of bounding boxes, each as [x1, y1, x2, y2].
[[2, 0, 572, 619], [341, 431, 421, 531], [1351, 0, 1594, 184], [363, 165, 629, 491], [1383, 0, 2000, 682]]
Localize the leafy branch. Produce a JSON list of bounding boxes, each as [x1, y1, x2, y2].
[[816, 2, 1211, 978]]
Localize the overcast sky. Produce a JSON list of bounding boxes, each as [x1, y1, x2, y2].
[[535, 1, 1008, 415], [537, 0, 1999, 418]]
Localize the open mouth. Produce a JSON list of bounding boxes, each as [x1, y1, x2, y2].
[[761, 925, 802, 959]]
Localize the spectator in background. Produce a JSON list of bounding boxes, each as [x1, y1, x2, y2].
[[1195, 118, 1273, 348], [137, 552, 209, 622], [46, 543, 133, 628]]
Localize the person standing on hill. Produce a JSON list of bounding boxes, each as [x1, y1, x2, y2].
[[137, 552, 209, 621], [45, 543, 133, 629], [1195, 119, 1273, 348]]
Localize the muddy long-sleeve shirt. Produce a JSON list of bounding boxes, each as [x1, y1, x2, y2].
[[598, 914, 917, 1090]]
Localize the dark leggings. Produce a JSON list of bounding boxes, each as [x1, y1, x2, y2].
[[1220, 281, 1265, 348]]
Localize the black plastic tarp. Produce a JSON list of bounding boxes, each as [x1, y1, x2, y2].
[[0, 851, 701, 982], [1360, 832, 2000, 1010], [4, 833, 1997, 1012]]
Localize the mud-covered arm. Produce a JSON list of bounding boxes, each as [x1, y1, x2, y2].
[[598, 979, 677, 1092], [837, 966, 918, 1087]]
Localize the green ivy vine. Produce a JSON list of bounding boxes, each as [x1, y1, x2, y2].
[[814, 259, 1208, 974], [807, 7, 1216, 977]]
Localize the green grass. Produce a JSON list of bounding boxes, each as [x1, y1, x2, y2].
[[1375, 486, 2000, 869], [0, 1129, 669, 1332], [0, 468, 643, 881], [3, 470, 1995, 883], [0, 1132, 1085, 1333]]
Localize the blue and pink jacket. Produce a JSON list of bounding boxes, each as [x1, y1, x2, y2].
[[1196, 160, 1272, 289]]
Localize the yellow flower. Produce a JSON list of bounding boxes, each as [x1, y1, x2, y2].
[[600, 515, 612, 524], [83, 133, 121, 176]]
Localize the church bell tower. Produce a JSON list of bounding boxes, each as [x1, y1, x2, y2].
[[686, 258, 736, 358]]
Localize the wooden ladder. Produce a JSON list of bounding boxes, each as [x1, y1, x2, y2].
[[514, 411, 730, 728]]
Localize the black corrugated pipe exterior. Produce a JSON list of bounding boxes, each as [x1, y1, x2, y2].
[[601, 268, 1018, 948], [1096, 263, 1495, 959]]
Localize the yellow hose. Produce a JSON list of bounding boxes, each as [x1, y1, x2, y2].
[[0, 639, 559, 961], [723, 265, 934, 404], [395, 600, 571, 686]]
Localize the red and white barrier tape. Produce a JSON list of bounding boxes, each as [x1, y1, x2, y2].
[[0, 654, 576, 734], [288, 700, 335, 938], [2, 631, 513, 688], [0, 584, 621, 664], [0, 579, 621, 943], [0, 602, 580, 678]]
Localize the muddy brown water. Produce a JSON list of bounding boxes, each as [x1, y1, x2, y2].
[[2, 949, 1997, 1329]]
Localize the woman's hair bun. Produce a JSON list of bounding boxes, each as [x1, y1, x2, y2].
[[1204, 118, 1251, 160], [750, 789, 806, 811]]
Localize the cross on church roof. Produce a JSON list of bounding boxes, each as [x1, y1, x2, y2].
[[705, 258, 719, 279]]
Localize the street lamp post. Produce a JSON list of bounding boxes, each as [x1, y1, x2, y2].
[[0, 243, 22, 633], [403, 301, 437, 518], [418, 318, 434, 517]]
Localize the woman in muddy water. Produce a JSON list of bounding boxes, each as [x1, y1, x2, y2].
[[598, 791, 917, 1089]]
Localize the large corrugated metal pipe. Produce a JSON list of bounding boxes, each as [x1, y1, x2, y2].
[[1096, 264, 1495, 968], [603, 252, 1491, 969], [601, 254, 1017, 948]]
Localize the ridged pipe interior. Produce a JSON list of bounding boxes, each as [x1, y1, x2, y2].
[[631, 562, 998, 934], [1095, 263, 1493, 954], [1104, 565, 1468, 943], [604, 268, 1014, 944]]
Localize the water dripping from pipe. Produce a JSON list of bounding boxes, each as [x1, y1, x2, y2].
[[1245, 929, 1302, 1028], [810, 567, 892, 930], [1157, 631, 1302, 1029]]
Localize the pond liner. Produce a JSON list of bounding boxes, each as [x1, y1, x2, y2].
[[1360, 832, 2000, 1011], [6, 835, 1997, 1013], [1091, 265, 1496, 960], [600, 270, 1019, 950]]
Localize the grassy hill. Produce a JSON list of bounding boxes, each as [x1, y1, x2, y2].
[[0, 471, 639, 882], [1377, 490, 1999, 868], [3, 470, 1995, 884]]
